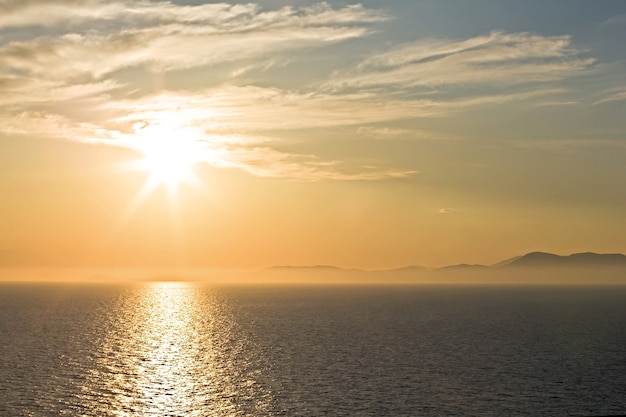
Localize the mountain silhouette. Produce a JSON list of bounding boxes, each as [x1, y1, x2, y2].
[[266, 252, 626, 273], [504, 252, 626, 268], [257, 252, 626, 284]]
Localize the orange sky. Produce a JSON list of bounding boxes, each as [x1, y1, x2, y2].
[[1, 1, 625, 272]]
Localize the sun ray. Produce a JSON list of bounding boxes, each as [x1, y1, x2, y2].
[[113, 174, 163, 233], [112, 117, 207, 239]]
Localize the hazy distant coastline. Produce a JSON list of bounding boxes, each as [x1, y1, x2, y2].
[[258, 252, 626, 285], [268, 251, 626, 272], [1, 252, 625, 285]]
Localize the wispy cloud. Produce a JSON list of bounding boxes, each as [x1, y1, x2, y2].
[[357, 126, 413, 139], [209, 144, 416, 181], [0, 3, 386, 80], [0, 93, 417, 182], [0, 1, 387, 32], [326, 31, 593, 91], [0, 1, 404, 181], [535, 100, 580, 107], [1, 84, 564, 143], [592, 87, 626, 105], [0, 2, 603, 182], [602, 14, 626, 26]]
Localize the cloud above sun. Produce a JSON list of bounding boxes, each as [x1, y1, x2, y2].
[[0, 1, 599, 181]]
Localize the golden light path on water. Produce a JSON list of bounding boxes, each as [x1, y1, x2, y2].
[[86, 282, 269, 416]]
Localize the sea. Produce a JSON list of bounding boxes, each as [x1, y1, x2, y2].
[[1, 283, 625, 417]]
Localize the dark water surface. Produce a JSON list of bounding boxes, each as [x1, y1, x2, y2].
[[1, 283, 625, 416]]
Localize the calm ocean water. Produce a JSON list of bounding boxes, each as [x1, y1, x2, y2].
[[1, 283, 625, 417]]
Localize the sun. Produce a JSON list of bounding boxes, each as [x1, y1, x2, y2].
[[111, 115, 218, 238], [131, 120, 204, 191], [115, 119, 208, 230], [136, 137, 199, 188]]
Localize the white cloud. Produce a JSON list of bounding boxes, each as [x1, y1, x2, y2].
[[0, 2, 408, 181], [0, 23, 375, 81], [8, 80, 560, 180], [0, 1, 387, 31], [326, 31, 593, 91], [0, 89, 418, 181], [64, 85, 563, 138], [0, 2, 387, 80], [0, 3, 606, 182]]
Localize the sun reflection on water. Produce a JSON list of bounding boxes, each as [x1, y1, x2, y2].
[[131, 283, 200, 415], [91, 282, 248, 417]]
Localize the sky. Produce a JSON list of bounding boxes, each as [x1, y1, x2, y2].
[[1, 0, 625, 272]]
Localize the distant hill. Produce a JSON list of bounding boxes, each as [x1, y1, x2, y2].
[[256, 252, 626, 284], [504, 252, 626, 268], [265, 252, 626, 273], [436, 263, 489, 271]]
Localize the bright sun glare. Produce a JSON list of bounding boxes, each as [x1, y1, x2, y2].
[[116, 119, 208, 228], [132, 120, 203, 190], [137, 138, 198, 187]]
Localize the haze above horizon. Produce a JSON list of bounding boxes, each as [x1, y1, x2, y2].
[[1, 0, 625, 272]]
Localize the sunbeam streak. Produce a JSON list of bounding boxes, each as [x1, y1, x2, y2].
[[113, 119, 206, 232]]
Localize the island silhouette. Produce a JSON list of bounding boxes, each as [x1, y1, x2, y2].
[[257, 252, 626, 285]]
